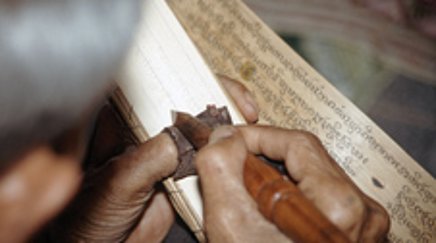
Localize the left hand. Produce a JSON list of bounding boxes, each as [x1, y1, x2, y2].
[[49, 75, 259, 242]]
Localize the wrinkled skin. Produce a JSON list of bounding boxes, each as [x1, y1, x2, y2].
[[0, 76, 389, 242], [196, 126, 390, 243], [56, 75, 261, 242], [0, 75, 258, 242]]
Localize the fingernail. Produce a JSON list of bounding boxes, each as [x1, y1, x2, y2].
[[243, 91, 259, 115], [208, 126, 237, 144]]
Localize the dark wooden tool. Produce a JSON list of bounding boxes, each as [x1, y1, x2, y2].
[[173, 111, 350, 243]]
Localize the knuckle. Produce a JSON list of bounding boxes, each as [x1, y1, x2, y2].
[[292, 130, 322, 147], [378, 208, 391, 231], [308, 179, 367, 238], [286, 130, 327, 166], [205, 208, 247, 235], [367, 198, 391, 237], [109, 134, 179, 188], [331, 187, 367, 238]]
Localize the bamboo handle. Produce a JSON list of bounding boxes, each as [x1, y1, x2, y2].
[[244, 154, 350, 243], [172, 110, 350, 242]]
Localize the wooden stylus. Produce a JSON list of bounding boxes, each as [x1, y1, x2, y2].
[[173, 111, 350, 243]]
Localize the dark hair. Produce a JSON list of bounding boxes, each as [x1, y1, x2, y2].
[[0, 0, 140, 165]]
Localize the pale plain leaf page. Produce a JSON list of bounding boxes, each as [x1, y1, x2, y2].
[[116, 0, 244, 226], [117, 0, 243, 136]]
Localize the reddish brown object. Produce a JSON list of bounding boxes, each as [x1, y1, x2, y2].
[[244, 153, 349, 243], [173, 111, 350, 243]]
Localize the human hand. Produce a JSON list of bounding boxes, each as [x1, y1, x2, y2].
[[195, 125, 390, 242], [48, 75, 259, 242]]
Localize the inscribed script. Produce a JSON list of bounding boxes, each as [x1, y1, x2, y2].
[[168, 0, 436, 241]]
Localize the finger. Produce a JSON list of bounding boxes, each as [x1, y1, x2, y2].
[[359, 196, 390, 242], [126, 191, 175, 243], [196, 126, 255, 242], [195, 126, 289, 242], [57, 134, 178, 242], [216, 74, 259, 123], [195, 126, 250, 209], [237, 126, 373, 241], [237, 126, 338, 181], [107, 133, 178, 198]]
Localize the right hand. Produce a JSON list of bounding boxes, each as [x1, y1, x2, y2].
[[195, 125, 390, 242]]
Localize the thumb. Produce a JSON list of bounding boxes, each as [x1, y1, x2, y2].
[[195, 126, 290, 242], [195, 126, 249, 204], [105, 133, 179, 198], [195, 126, 259, 241]]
